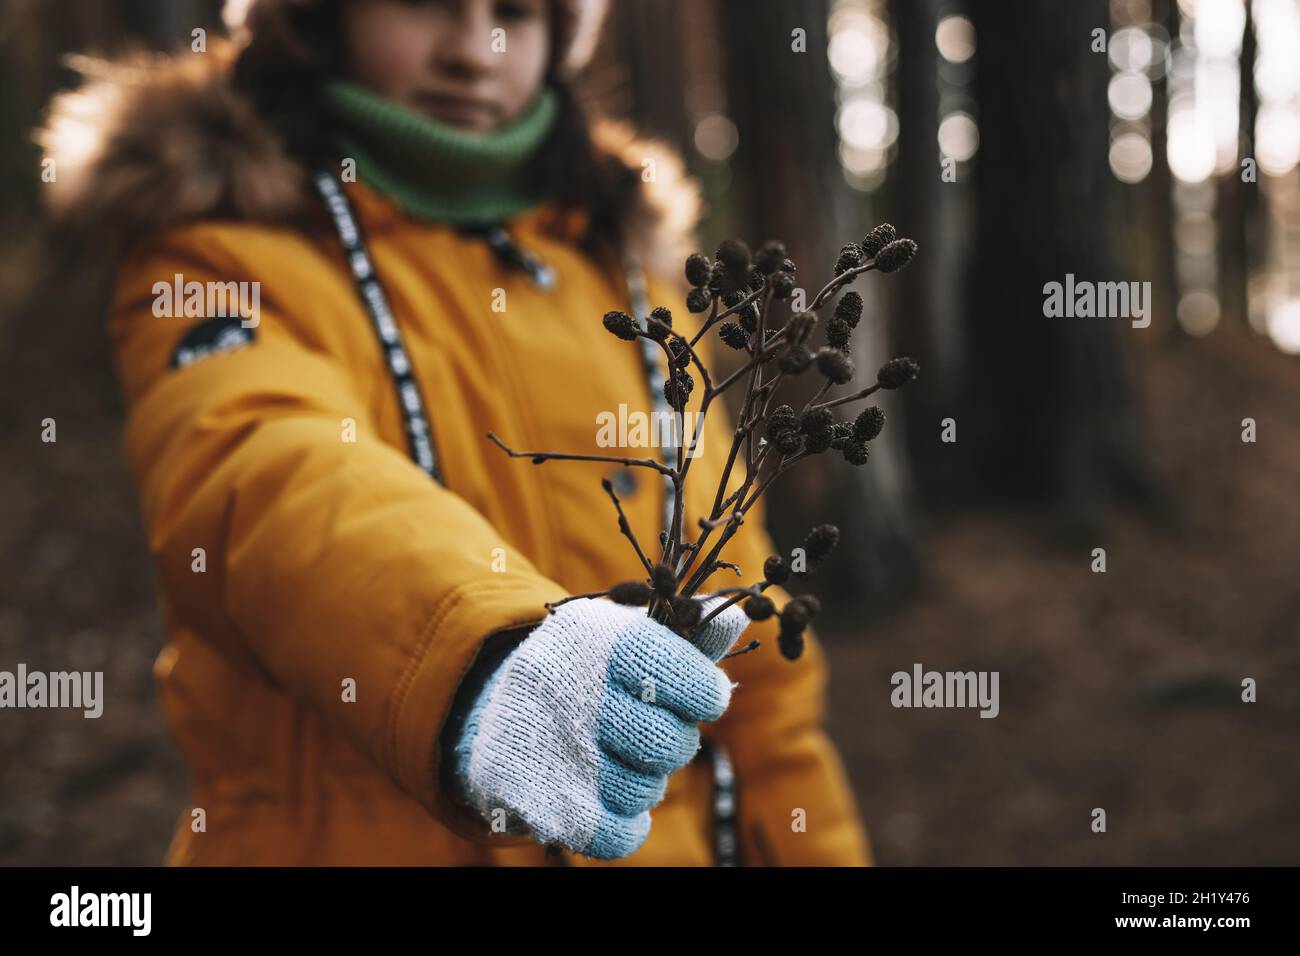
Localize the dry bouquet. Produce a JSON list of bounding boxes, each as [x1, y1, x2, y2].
[[488, 223, 920, 662]]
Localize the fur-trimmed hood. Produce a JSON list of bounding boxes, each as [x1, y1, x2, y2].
[[37, 40, 701, 280]]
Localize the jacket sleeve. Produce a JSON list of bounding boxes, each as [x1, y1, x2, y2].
[[109, 224, 567, 842]]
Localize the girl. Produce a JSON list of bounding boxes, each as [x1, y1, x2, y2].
[[40, 0, 870, 865]]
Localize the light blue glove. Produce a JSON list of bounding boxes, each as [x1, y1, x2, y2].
[[452, 596, 750, 860]]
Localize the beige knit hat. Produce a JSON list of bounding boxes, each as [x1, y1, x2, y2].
[[222, 0, 608, 79], [550, 0, 608, 77]]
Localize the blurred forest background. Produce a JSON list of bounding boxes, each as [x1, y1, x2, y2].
[[2, 0, 1299, 865]]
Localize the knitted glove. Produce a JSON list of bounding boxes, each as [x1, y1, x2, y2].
[[451, 596, 750, 860]]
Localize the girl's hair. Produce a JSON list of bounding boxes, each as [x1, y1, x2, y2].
[[229, 0, 640, 268]]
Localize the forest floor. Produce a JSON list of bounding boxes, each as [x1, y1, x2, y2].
[[824, 325, 1300, 865], [2, 278, 1297, 863]]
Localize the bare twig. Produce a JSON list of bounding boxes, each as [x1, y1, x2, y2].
[[601, 479, 653, 575], [487, 431, 678, 478], [813, 382, 882, 411], [808, 260, 877, 311], [545, 590, 610, 611], [723, 640, 762, 660]]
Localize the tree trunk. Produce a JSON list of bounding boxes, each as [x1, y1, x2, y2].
[[892, 0, 974, 508], [718, 0, 919, 606], [966, 0, 1156, 531]]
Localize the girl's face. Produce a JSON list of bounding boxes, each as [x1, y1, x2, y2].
[[342, 0, 551, 133]]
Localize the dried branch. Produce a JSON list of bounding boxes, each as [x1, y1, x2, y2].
[[488, 229, 922, 657]]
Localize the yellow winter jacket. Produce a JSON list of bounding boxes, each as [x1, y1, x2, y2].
[[44, 49, 871, 866]]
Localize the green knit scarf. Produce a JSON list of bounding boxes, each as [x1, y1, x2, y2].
[[321, 78, 560, 225]]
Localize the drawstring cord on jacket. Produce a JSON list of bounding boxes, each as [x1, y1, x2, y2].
[[313, 171, 441, 481], [312, 170, 738, 866], [457, 223, 556, 291]]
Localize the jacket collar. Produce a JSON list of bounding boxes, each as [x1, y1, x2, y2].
[[38, 39, 699, 282], [344, 175, 592, 246]]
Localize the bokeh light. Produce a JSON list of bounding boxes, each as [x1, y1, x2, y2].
[[1167, 110, 1218, 182], [1108, 72, 1153, 120], [935, 16, 976, 64], [1194, 0, 1247, 60], [1253, 49, 1300, 102], [1177, 289, 1222, 335], [829, 0, 895, 192], [1267, 297, 1300, 354], [693, 114, 739, 162], [1108, 26, 1154, 72], [838, 98, 898, 150], [828, 11, 886, 85], [937, 111, 979, 162], [1252, 0, 1300, 176], [1256, 106, 1300, 176], [1109, 131, 1154, 182]]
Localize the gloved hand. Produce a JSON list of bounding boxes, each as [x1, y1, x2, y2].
[[451, 595, 750, 860]]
